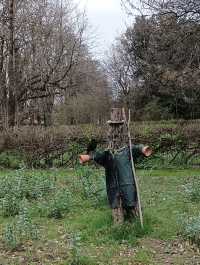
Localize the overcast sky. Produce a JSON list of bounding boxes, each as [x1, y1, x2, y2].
[[75, 0, 132, 58]]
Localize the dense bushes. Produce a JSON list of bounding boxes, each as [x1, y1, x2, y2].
[[0, 120, 199, 168]]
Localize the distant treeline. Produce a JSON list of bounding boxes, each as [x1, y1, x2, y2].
[[107, 0, 200, 120], [1, 0, 200, 129]]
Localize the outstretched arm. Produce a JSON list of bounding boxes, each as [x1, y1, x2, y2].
[[79, 150, 107, 167]]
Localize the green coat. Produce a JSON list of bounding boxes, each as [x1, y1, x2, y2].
[[92, 145, 145, 209]]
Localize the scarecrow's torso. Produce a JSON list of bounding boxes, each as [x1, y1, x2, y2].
[[93, 144, 144, 189]]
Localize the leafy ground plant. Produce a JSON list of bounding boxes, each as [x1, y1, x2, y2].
[[0, 170, 56, 216], [179, 215, 200, 247], [0, 151, 23, 169], [76, 165, 106, 206], [47, 188, 72, 219], [69, 233, 97, 265], [184, 177, 200, 202], [3, 200, 39, 250], [0, 193, 21, 217], [3, 223, 18, 250]]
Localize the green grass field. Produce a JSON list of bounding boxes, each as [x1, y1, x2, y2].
[[0, 167, 200, 265]]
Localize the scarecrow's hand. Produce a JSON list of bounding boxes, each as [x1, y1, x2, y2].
[[79, 154, 91, 164], [142, 146, 152, 157]]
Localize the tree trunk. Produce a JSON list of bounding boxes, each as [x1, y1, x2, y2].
[[8, 0, 16, 127], [0, 37, 8, 129], [43, 94, 54, 127]]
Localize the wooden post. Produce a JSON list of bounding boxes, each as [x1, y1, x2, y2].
[[107, 108, 126, 151], [122, 108, 144, 228], [108, 108, 126, 224]]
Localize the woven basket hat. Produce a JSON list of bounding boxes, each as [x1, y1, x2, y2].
[[107, 108, 125, 125], [107, 108, 127, 150]]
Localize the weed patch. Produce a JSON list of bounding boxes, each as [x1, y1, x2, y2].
[[76, 165, 106, 206], [3, 200, 39, 250], [184, 177, 200, 202], [0, 170, 56, 217], [179, 215, 200, 247]]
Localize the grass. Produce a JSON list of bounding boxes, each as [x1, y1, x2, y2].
[[134, 248, 154, 264], [0, 167, 199, 264]]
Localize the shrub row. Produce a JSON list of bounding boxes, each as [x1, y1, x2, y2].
[[0, 121, 199, 168]]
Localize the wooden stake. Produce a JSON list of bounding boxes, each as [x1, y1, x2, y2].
[[122, 108, 144, 228]]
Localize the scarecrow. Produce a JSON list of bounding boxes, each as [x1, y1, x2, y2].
[[79, 108, 152, 225]]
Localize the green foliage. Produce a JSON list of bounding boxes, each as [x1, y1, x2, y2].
[[0, 151, 23, 169], [140, 99, 173, 121], [0, 168, 200, 264], [0, 170, 55, 200], [0, 194, 21, 217], [3, 223, 18, 250], [3, 200, 39, 250], [47, 188, 72, 219], [67, 142, 85, 165], [135, 248, 154, 264], [15, 200, 39, 241], [0, 169, 73, 220], [70, 234, 82, 265], [184, 177, 200, 202], [69, 234, 97, 265], [153, 153, 189, 169], [0, 170, 55, 216], [179, 215, 200, 247], [22, 171, 55, 200], [76, 165, 106, 206], [69, 206, 153, 247], [104, 215, 153, 245]]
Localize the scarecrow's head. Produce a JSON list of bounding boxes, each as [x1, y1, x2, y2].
[[107, 108, 128, 150]]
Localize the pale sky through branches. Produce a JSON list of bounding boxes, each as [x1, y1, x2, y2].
[[75, 0, 131, 58]]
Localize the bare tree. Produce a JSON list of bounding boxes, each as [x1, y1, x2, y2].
[[56, 53, 111, 125], [122, 0, 200, 21], [0, 0, 90, 128]]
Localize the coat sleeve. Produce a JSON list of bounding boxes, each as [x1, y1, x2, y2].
[[131, 144, 145, 162], [92, 150, 107, 167]]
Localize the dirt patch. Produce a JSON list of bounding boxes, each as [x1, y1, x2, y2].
[[0, 238, 69, 265], [140, 238, 200, 264]]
